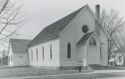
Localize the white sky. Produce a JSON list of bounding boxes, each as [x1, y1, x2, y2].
[[16, 0, 125, 39]]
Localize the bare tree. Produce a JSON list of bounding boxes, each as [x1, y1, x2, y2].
[[100, 9, 125, 63], [0, 0, 24, 49]]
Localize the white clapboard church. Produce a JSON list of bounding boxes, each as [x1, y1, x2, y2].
[[28, 4, 110, 69]]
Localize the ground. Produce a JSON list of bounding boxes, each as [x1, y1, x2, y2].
[[0, 66, 125, 79]]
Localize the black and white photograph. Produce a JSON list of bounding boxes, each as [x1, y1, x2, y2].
[[0, 0, 125, 79]]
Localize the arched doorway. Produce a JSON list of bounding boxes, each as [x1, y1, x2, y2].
[[86, 37, 100, 65]]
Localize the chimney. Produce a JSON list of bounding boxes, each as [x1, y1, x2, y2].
[[95, 4, 100, 35], [95, 5, 100, 19]]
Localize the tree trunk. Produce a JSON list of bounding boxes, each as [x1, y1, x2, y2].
[[108, 39, 112, 65]]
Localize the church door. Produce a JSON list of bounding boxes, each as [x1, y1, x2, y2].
[[86, 37, 100, 65]]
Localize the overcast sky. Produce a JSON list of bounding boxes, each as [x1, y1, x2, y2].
[[16, 0, 125, 39]]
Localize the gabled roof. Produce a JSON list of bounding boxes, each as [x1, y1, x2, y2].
[[10, 38, 31, 53], [28, 5, 87, 47], [28, 4, 110, 47], [77, 31, 104, 46], [77, 32, 94, 46], [86, 5, 110, 40]]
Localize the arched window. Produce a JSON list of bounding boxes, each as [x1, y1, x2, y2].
[[50, 44, 52, 59], [67, 43, 71, 58], [89, 37, 96, 45], [42, 47, 44, 60], [31, 49, 33, 60], [36, 48, 38, 60]]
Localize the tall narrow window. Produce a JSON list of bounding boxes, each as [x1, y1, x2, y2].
[[42, 47, 44, 60], [50, 44, 52, 59], [36, 48, 38, 60], [31, 49, 33, 60], [67, 43, 71, 58], [89, 37, 96, 46]]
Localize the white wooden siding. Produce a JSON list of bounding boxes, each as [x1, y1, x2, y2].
[[28, 39, 60, 67]]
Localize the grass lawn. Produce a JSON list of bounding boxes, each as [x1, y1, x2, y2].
[[0, 66, 91, 78], [89, 64, 125, 70], [0, 66, 125, 79], [22, 71, 125, 79]]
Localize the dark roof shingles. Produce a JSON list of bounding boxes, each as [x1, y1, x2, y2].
[[77, 32, 94, 46], [28, 5, 86, 47], [10, 38, 31, 53]]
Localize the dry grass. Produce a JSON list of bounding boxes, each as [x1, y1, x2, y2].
[[0, 66, 90, 78]]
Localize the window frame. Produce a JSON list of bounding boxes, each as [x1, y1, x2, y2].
[[67, 43, 71, 58], [89, 37, 96, 46], [36, 48, 38, 60], [50, 44, 52, 59], [42, 46, 44, 60], [31, 49, 33, 61]]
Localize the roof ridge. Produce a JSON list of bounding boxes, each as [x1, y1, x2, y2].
[[41, 4, 88, 32], [28, 5, 88, 47], [10, 38, 31, 41], [77, 32, 94, 46]]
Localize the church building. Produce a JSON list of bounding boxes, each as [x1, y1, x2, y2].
[[8, 38, 30, 66], [28, 4, 110, 69]]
